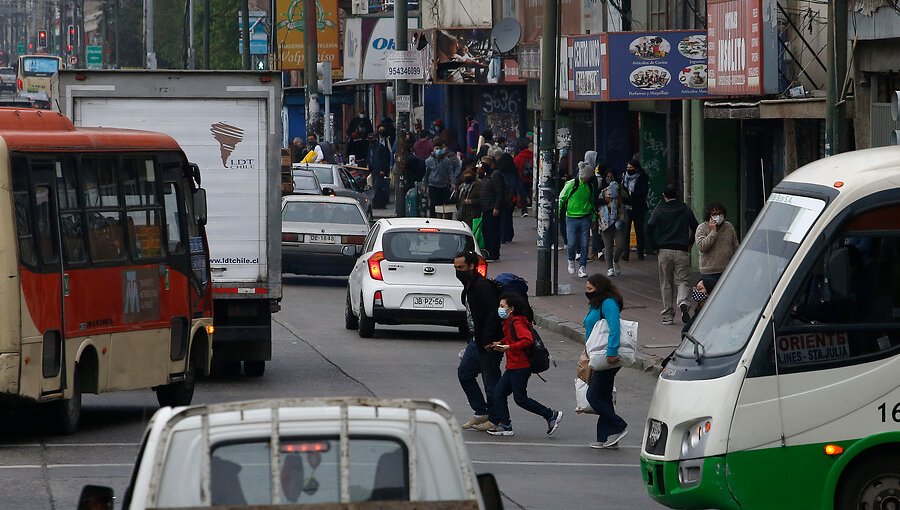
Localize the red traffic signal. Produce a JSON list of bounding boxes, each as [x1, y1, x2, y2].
[[38, 30, 48, 48], [67, 25, 76, 47]]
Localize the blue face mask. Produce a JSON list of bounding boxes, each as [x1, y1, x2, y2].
[[497, 307, 510, 320], [435, 148, 446, 156]]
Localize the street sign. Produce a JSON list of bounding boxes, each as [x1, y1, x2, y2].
[[86, 46, 102, 69], [396, 94, 411, 113], [386, 50, 424, 80], [17, 42, 24, 54], [257, 60, 265, 70], [68, 55, 78, 66]]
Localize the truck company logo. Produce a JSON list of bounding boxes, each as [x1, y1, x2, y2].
[[210, 122, 254, 169]]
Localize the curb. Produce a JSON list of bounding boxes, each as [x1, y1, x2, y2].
[[533, 308, 664, 377]]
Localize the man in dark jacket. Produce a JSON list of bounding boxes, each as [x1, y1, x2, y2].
[[454, 250, 503, 431], [621, 159, 650, 260], [647, 184, 699, 325], [477, 156, 506, 261], [368, 134, 392, 208]]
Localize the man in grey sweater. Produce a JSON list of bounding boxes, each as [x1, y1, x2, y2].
[[424, 139, 459, 217]]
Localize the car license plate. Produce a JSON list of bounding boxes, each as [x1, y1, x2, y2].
[[413, 296, 444, 308], [308, 234, 336, 244]]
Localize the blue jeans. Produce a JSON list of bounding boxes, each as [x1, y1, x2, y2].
[[458, 340, 502, 418], [587, 367, 628, 442], [566, 215, 592, 268], [492, 368, 553, 426]]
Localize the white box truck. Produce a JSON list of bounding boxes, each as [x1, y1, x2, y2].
[[58, 70, 282, 376]]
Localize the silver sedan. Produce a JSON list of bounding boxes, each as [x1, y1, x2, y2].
[[294, 163, 373, 219], [281, 195, 370, 277]]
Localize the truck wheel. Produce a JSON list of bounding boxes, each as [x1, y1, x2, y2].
[[345, 290, 359, 330], [52, 366, 81, 435], [358, 295, 375, 338], [836, 453, 900, 510], [244, 360, 266, 377], [156, 357, 196, 407]]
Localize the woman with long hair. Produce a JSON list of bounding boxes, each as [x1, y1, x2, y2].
[[582, 273, 628, 449]]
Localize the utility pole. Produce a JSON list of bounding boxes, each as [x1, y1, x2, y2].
[[304, 0, 319, 137], [825, 0, 848, 156], [204, 0, 210, 68], [535, 0, 558, 296], [186, 0, 195, 70], [394, 0, 409, 217], [115, 0, 120, 68], [144, 0, 156, 69], [241, 0, 251, 70]]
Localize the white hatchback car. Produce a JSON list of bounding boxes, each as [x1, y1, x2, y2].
[[345, 218, 486, 338]]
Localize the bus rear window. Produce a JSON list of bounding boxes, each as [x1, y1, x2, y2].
[[21, 57, 59, 76]]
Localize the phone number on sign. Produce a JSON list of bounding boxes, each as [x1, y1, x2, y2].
[[388, 67, 422, 76]]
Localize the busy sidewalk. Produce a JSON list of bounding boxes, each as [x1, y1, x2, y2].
[[374, 203, 691, 373]]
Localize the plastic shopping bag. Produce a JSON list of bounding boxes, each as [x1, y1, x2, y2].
[[471, 217, 485, 249], [574, 378, 596, 414], [587, 318, 638, 371]]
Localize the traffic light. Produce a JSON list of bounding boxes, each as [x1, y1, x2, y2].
[[67, 25, 76, 51], [38, 30, 47, 48], [317, 62, 332, 95]]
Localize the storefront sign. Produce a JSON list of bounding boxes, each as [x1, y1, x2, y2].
[[603, 30, 709, 101], [707, 0, 779, 95], [276, 0, 340, 71], [519, 44, 541, 79], [387, 50, 424, 79], [343, 18, 419, 80], [567, 35, 603, 101], [433, 28, 519, 85]]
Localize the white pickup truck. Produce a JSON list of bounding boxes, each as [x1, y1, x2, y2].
[[77, 398, 504, 510]]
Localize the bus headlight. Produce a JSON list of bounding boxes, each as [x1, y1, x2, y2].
[[680, 418, 712, 459]]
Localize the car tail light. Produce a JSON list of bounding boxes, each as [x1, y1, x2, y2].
[[282, 233, 301, 242], [418, 227, 440, 232], [16, 78, 22, 91], [477, 255, 488, 277], [374, 290, 383, 306], [281, 441, 331, 453], [368, 251, 384, 280], [342, 235, 366, 244]]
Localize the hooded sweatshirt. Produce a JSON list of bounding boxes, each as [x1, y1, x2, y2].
[[583, 150, 598, 173], [647, 199, 700, 251]]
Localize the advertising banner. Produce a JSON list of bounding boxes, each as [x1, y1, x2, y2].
[[566, 35, 603, 101], [707, 0, 765, 95], [602, 30, 709, 101], [433, 28, 520, 85], [276, 0, 340, 71], [343, 17, 419, 80]]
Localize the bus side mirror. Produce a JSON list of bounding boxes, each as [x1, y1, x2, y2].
[[77, 484, 114, 510], [828, 246, 851, 300], [189, 163, 202, 186], [194, 188, 208, 226], [477, 473, 504, 510]]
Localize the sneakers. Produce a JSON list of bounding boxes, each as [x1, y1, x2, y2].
[[567, 260, 576, 274], [680, 303, 692, 324], [662, 319, 675, 326], [547, 411, 563, 435], [461, 415, 489, 430], [577, 266, 588, 278], [521, 211, 529, 217], [589, 429, 628, 449], [558, 244, 567, 251], [473, 420, 496, 432], [487, 423, 515, 436], [607, 268, 615, 277], [613, 262, 621, 275]]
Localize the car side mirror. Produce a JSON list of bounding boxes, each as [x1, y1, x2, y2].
[[477, 473, 504, 510], [77, 485, 114, 510], [194, 188, 208, 226], [322, 187, 336, 196], [341, 245, 358, 257]]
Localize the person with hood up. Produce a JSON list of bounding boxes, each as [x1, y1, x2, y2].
[[621, 160, 650, 261], [647, 184, 699, 325], [558, 161, 599, 278], [497, 152, 522, 244]]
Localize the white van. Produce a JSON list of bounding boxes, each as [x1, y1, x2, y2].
[[640, 147, 900, 510]]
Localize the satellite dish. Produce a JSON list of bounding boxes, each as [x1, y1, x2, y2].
[[491, 18, 521, 54]]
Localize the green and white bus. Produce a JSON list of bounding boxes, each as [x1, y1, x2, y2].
[[641, 146, 900, 510]]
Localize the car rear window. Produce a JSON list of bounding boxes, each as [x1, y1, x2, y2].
[[311, 166, 334, 184], [382, 231, 474, 263], [292, 174, 319, 192], [283, 202, 366, 225]]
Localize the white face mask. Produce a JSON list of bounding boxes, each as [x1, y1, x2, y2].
[[713, 215, 724, 225]]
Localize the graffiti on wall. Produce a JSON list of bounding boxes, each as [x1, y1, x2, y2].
[[481, 88, 523, 142]]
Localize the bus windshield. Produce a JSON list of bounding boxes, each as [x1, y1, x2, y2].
[[680, 193, 826, 358], [21, 56, 59, 76]]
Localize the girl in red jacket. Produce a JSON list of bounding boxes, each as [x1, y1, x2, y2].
[[486, 292, 563, 437]]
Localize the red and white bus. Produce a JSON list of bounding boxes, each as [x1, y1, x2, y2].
[[0, 107, 214, 433]]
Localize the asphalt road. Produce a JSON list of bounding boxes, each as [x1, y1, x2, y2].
[[0, 274, 665, 510]]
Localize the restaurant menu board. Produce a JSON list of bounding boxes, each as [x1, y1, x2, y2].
[[603, 30, 709, 101]]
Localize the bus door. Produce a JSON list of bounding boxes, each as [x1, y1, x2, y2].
[[23, 159, 68, 396]]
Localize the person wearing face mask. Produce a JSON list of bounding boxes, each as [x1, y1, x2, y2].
[[695, 202, 739, 285], [477, 156, 507, 261], [368, 131, 392, 209], [621, 160, 649, 261], [598, 170, 628, 277], [682, 276, 718, 333], [425, 140, 457, 217], [455, 164, 482, 228], [485, 292, 563, 437], [558, 162, 599, 278], [453, 251, 503, 432], [582, 273, 629, 449], [348, 110, 373, 138]]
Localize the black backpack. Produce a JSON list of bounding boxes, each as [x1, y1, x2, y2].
[[510, 322, 552, 375]]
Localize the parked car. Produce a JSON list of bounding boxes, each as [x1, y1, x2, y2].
[[290, 167, 324, 196], [295, 162, 373, 219], [345, 218, 486, 338], [282, 195, 370, 276], [76, 398, 504, 510], [0, 67, 15, 98]]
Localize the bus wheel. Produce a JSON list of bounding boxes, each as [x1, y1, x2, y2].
[[244, 360, 265, 377], [836, 454, 900, 510], [156, 358, 196, 407], [53, 367, 81, 435]]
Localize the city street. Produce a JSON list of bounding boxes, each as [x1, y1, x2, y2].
[[0, 270, 664, 510]]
